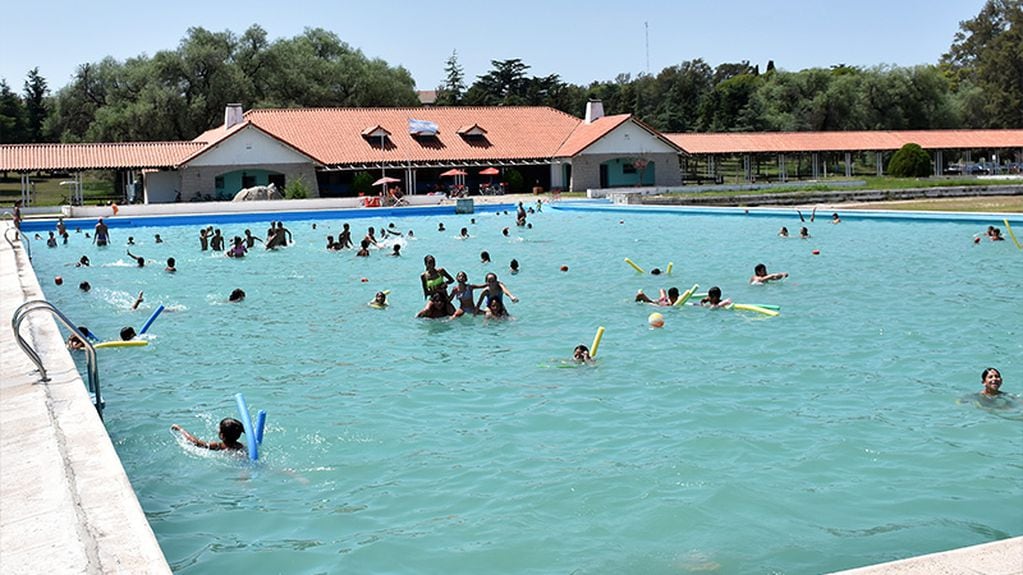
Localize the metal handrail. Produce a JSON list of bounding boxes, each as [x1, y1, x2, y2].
[[3, 227, 31, 260], [12, 300, 103, 417]]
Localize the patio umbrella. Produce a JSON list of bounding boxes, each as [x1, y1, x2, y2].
[[372, 176, 401, 187], [479, 167, 500, 176], [439, 169, 467, 177]]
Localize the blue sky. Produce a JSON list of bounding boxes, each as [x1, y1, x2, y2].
[[2, 0, 986, 92]]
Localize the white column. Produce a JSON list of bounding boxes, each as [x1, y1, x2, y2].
[[876, 152, 884, 177], [934, 150, 943, 176], [844, 152, 852, 177], [778, 154, 787, 182], [812, 153, 820, 179]]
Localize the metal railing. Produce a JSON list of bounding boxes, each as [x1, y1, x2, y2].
[[12, 300, 103, 417], [3, 227, 31, 260]]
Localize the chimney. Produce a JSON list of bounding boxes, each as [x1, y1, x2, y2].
[[584, 100, 604, 124], [224, 103, 244, 130]]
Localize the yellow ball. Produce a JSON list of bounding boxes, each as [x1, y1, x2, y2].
[[648, 312, 665, 328]]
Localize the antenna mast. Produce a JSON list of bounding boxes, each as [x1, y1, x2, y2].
[[644, 22, 650, 74]]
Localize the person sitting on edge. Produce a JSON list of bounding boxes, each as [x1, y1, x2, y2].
[[778, 226, 789, 237], [171, 418, 245, 452], [165, 257, 177, 272], [700, 286, 732, 309], [126, 249, 145, 267], [356, 239, 371, 257], [749, 263, 788, 285], [417, 292, 450, 319], [120, 326, 137, 341], [369, 291, 388, 308], [573, 345, 593, 364], [636, 287, 681, 306]]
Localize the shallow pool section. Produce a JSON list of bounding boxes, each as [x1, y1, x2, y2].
[[30, 207, 1023, 574]]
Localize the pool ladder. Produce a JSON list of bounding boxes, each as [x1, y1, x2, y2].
[[3, 227, 32, 260], [11, 300, 103, 417]]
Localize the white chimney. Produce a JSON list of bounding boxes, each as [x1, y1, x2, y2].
[[224, 103, 244, 130], [584, 100, 604, 124]]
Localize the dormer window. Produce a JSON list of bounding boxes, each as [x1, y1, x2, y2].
[[362, 125, 392, 148], [457, 124, 487, 137]]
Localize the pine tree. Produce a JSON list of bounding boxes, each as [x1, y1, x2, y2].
[[23, 68, 49, 142], [436, 50, 466, 106]]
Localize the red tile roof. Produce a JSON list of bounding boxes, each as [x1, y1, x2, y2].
[[233, 106, 583, 166], [666, 130, 1023, 154], [554, 114, 631, 157], [0, 142, 205, 171]]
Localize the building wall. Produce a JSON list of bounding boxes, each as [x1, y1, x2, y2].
[[178, 163, 319, 201], [568, 153, 680, 191], [143, 170, 182, 203]]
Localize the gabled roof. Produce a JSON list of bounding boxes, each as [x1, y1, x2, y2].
[[0, 142, 205, 171], [666, 130, 1023, 154], [234, 106, 583, 166], [555, 114, 687, 157], [181, 121, 319, 166]]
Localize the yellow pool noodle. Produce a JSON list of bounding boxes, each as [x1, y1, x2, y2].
[[1004, 219, 1022, 250], [674, 283, 699, 307], [666, 262, 673, 275], [94, 340, 149, 349], [624, 258, 644, 273], [590, 326, 605, 357], [731, 303, 780, 317]]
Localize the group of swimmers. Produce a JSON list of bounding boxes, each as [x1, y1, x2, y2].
[[417, 254, 518, 319]]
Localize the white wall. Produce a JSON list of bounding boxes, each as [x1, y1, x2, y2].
[[578, 122, 676, 156], [63, 195, 446, 218], [144, 171, 181, 203], [186, 126, 312, 167]]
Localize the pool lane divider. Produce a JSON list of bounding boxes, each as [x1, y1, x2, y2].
[[235, 393, 267, 461]]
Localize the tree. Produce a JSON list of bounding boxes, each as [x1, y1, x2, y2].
[[0, 79, 28, 144], [465, 59, 531, 105], [942, 0, 1023, 127], [435, 50, 466, 105], [23, 68, 49, 142], [887, 143, 932, 177], [352, 171, 374, 196]]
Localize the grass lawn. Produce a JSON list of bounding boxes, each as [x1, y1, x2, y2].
[[0, 173, 117, 207], [846, 195, 1023, 213]]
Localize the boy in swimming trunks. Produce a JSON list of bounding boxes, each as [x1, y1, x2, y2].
[[700, 286, 732, 308], [635, 287, 680, 306], [93, 218, 109, 246], [749, 263, 788, 285], [171, 418, 245, 451]]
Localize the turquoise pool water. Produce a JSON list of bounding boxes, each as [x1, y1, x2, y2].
[[29, 206, 1023, 574]]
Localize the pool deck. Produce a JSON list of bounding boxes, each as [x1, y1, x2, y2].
[[0, 224, 170, 574], [2, 210, 1020, 573]]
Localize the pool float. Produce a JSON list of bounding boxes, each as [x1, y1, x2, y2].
[[235, 393, 261, 461], [139, 304, 164, 334], [624, 258, 644, 273], [665, 262, 673, 275], [674, 284, 699, 307], [1004, 219, 1022, 250], [590, 326, 605, 358], [94, 340, 149, 349], [730, 303, 780, 317]]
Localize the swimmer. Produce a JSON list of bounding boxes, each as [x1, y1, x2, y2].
[[573, 345, 593, 364], [699, 286, 732, 308], [337, 223, 352, 249], [509, 259, 519, 274], [210, 229, 225, 251], [244, 229, 262, 249], [364, 226, 379, 247], [831, 213, 841, 224], [391, 244, 401, 257], [119, 326, 137, 341], [126, 249, 145, 267], [165, 258, 177, 272], [155, 234, 163, 243], [76, 255, 90, 267], [420, 255, 455, 312], [326, 235, 339, 251], [650, 268, 662, 276], [483, 296, 509, 319], [45, 231, 57, 248], [127, 236, 135, 246], [131, 291, 144, 310], [79, 281, 91, 292], [229, 288, 246, 302], [749, 263, 788, 285], [56, 217, 66, 237], [990, 228, 1005, 241], [369, 291, 388, 308], [502, 227, 510, 237], [475, 272, 518, 315], [800, 227, 810, 239], [985, 225, 997, 239], [417, 292, 450, 319], [980, 367, 1004, 398], [460, 227, 469, 239], [356, 239, 371, 257], [635, 287, 680, 306], [199, 228, 210, 251], [93, 218, 109, 246], [66, 326, 91, 350], [449, 271, 477, 318], [171, 418, 244, 452], [226, 237, 247, 258], [480, 251, 491, 264], [438, 223, 446, 232], [778, 226, 789, 237]]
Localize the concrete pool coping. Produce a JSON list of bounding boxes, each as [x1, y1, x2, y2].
[[2, 205, 1020, 573]]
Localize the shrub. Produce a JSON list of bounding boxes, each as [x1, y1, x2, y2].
[[504, 168, 525, 194], [284, 176, 310, 199], [352, 171, 374, 196], [887, 143, 931, 177]]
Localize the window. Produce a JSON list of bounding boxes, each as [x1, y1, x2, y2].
[[622, 163, 637, 174], [268, 174, 285, 189]]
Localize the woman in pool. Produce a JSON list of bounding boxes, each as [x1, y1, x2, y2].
[[474, 272, 518, 315], [700, 286, 732, 308], [93, 218, 109, 247], [749, 263, 788, 285], [420, 255, 455, 312], [449, 271, 477, 318], [416, 292, 450, 319], [369, 291, 388, 308]]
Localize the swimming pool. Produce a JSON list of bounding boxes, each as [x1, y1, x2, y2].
[[27, 204, 1023, 574]]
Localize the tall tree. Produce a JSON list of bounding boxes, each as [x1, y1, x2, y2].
[[0, 79, 28, 143], [942, 0, 1023, 127], [435, 50, 466, 105], [23, 68, 49, 142], [465, 58, 531, 105]]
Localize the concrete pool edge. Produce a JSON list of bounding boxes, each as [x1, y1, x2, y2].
[[0, 223, 171, 574], [826, 535, 1023, 574]]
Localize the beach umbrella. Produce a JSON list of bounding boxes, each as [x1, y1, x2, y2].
[[372, 176, 401, 187], [479, 167, 500, 175], [439, 169, 467, 177]]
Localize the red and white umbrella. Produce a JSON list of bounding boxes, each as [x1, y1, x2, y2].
[[372, 176, 401, 187], [479, 167, 500, 176]]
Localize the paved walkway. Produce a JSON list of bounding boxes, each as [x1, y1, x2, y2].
[[0, 224, 169, 574]]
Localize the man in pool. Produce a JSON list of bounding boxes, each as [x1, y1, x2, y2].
[[749, 263, 788, 285], [93, 218, 109, 247], [700, 286, 732, 308], [171, 418, 245, 451]]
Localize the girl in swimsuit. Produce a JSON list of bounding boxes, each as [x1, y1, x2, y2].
[[449, 271, 477, 318], [420, 255, 455, 314]]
